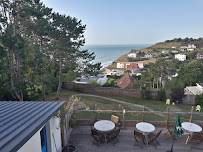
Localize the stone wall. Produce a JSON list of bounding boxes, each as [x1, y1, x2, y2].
[[182, 95, 195, 105], [62, 82, 195, 105]]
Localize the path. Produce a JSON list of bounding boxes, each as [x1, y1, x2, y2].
[[72, 94, 165, 117]]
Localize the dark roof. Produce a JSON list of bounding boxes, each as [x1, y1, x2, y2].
[[0, 101, 66, 152], [198, 83, 203, 87]]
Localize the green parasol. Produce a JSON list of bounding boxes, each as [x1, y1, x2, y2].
[[169, 113, 183, 152]]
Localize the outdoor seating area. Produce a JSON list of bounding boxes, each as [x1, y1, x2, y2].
[[65, 106, 203, 152], [69, 125, 203, 152]]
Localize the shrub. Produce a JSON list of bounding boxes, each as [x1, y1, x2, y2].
[[141, 88, 151, 100], [103, 79, 115, 87], [157, 89, 166, 101], [90, 80, 101, 87], [170, 88, 185, 104], [195, 94, 203, 106]]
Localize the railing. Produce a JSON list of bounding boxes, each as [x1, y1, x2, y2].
[[76, 106, 203, 125]]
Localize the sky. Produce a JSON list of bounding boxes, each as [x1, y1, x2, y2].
[[42, 0, 203, 45]]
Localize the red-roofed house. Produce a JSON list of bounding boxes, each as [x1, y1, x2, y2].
[[117, 73, 141, 89], [127, 63, 139, 70], [196, 52, 203, 59]]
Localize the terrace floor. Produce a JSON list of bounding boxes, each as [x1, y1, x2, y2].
[[69, 126, 203, 152]]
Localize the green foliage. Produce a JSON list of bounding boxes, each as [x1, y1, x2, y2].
[[141, 88, 152, 100], [0, 0, 101, 100], [157, 89, 166, 101], [103, 79, 115, 87], [131, 81, 139, 89], [195, 94, 203, 106], [178, 60, 203, 86], [170, 88, 185, 103], [90, 80, 102, 87]]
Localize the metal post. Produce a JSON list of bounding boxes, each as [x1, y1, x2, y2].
[[190, 106, 194, 122], [122, 108, 126, 130], [142, 105, 145, 122]]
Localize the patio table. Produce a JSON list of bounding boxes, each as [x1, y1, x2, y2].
[[181, 122, 202, 144], [94, 120, 115, 142], [136, 122, 155, 146]]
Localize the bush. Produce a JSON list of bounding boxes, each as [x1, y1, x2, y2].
[[195, 94, 203, 106], [157, 90, 166, 101], [90, 80, 101, 87], [141, 88, 151, 100], [170, 88, 185, 104], [103, 79, 115, 87]]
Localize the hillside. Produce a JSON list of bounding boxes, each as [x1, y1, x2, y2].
[[149, 42, 182, 49], [106, 37, 203, 69]]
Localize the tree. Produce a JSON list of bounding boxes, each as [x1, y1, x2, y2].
[[178, 60, 203, 86], [170, 88, 185, 103]]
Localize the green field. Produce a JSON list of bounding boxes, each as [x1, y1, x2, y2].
[[43, 89, 203, 122]]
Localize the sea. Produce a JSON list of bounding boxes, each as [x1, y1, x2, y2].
[[82, 44, 151, 68]]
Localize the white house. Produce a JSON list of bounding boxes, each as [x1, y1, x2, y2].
[[106, 69, 124, 76], [127, 52, 137, 58], [75, 74, 108, 86], [171, 51, 179, 54], [180, 46, 188, 52], [162, 51, 168, 54], [0, 101, 66, 152], [184, 83, 203, 95], [175, 54, 186, 61], [187, 44, 197, 51], [117, 62, 144, 69], [97, 75, 108, 86], [144, 53, 153, 58]]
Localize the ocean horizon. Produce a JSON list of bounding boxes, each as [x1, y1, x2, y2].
[[82, 44, 152, 68]]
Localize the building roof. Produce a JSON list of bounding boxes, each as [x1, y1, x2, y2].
[[185, 86, 203, 95], [117, 73, 135, 89], [198, 83, 203, 87], [127, 63, 139, 70], [0, 101, 66, 152]]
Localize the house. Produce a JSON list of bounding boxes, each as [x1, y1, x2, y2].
[[127, 63, 139, 70], [171, 71, 178, 77], [117, 73, 141, 89], [144, 53, 153, 58], [75, 74, 108, 86], [187, 44, 197, 51], [0, 101, 66, 152], [131, 68, 141, 76], [184, 83, 203, 95], [127, 52, 137, 58], [162, 51, 168, 54], [175, 54, 186, 61], [117, 62, 144, 69], [180, 46, 188, 52], [171, 46, 176, 49], [180, 44, 197, 52], [106, 69, 124, 76], [196, 52, 203, 59], [171, 51, 179, 54], [97, 75, 108, 86]]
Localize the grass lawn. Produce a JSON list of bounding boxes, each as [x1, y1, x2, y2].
[[42, 89, 203, 122]]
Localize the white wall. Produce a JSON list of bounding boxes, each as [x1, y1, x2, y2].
[[17, 129, 42, 152], [17, 116, 62, 152], [50, 116, 62, 152]]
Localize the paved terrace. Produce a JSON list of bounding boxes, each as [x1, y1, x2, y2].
[[69, 126, 202, 152]]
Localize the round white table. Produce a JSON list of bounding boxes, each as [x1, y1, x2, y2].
[[94, 120, 115, 142], [136, 122, 155, 146], [181, 122, 202, 144]]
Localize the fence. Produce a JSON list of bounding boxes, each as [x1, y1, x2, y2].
[[75, 106, 203, 128]]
